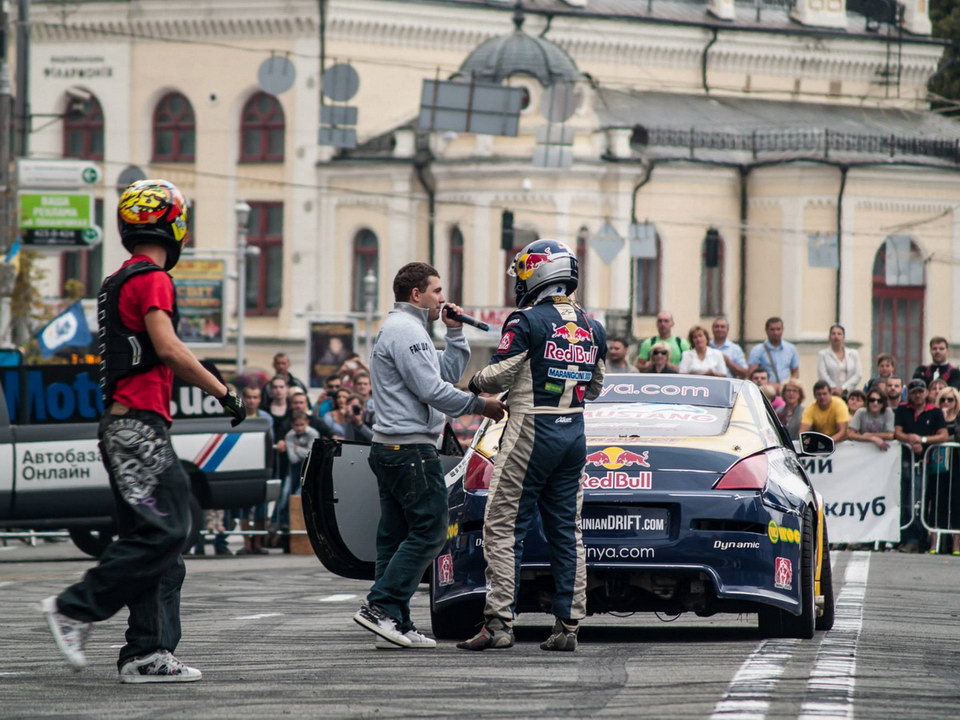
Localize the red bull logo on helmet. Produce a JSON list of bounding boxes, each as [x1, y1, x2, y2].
[[551, 322, 592, 345], [515, 250, 553, 281], [584, 447, 650, 470]]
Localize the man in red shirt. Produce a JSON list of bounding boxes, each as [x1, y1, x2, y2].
[[40, 180, 245, 683]]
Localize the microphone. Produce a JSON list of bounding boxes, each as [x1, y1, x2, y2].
[[444, 305, 491, 332]]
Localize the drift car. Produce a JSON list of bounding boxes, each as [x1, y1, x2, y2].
[[301, 374, 835, 640]]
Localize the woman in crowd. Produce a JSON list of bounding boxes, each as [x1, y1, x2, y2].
[[265, 375, 292, 483], [817, 324, 862, 396], [928, 387, 960, 555], [846, 389, 867, 415], [847, 388, 895, 450], [927, 377, 947, 407], [776, 379, 805, 440], [647, 342, 677, 374], [679, 326, 726, 377], [322, 388, 353, 438]]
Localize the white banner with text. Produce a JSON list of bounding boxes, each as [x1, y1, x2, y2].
[[802, 440, 902, 544]]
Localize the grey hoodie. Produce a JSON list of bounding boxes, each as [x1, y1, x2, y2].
[[370, 303, 485, 444]]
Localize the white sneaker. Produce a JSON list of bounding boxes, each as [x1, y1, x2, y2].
[[40, 596, 91, 670], [119, 651, 202, 683], [375, 629, 438, 649], [353, 603, 412, 647]]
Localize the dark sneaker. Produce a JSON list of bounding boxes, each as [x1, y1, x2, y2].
[[119, 651, 201, 683], [353, 603, 412, 647], [456, 618, 514, 651], [375, 628, 437, 649], [540, 619, 579, 651], [40, 596, 91, 670]]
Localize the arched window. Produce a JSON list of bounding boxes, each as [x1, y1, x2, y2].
[[872, 236, 925, 374], [240, 92, 285, 162], [153, 92, 195, 162], [448, 226, 464, 305], [504, 228, 538, 306], [63, 93, 104, 160], [352, 229, 379, 312], [575, 226, 588, 302], [700, 229, 724, 316], [633, 235, 661, 316], [245, 202, 284, 315]]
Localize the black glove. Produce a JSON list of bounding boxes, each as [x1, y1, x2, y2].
[[218, 390, 245, 427]]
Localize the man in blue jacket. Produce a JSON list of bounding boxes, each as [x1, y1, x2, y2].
[[353, 262, 505, 648]]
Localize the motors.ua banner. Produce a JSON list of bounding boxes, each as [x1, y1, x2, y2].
[[802, 440, 902, 543]]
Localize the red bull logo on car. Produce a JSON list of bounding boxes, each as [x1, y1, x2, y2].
[[584, 447, 650, 470], [581, 471, 653, 490], [515, 250, 553, 281], [551, 322, 592, 345]]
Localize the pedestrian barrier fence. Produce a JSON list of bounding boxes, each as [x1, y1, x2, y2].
[[921, 442, 960, 536]]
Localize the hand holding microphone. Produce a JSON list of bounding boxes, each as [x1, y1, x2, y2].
[[443, 304, 490, 332]]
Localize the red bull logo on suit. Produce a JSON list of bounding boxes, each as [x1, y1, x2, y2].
[[551, 322, 591, 344], [544, 341, 597, 364]]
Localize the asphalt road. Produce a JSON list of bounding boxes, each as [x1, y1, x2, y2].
[[1, 541, 957, 720]]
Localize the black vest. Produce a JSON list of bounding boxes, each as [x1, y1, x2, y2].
[[98, 261, 180, 404]]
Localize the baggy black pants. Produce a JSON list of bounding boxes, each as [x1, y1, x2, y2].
[[57, 409, 191, 668]]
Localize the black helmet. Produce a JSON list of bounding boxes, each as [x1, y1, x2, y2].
[[508, 238, 579, 307], [117, 179, 189, 271]]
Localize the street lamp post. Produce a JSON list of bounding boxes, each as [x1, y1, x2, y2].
[[234, 200, 251, 377], [363, 268, 377, 361]]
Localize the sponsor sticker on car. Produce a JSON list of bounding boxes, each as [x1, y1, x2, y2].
[[580, 506, 670, 539], [768, 520, 801, 544], [437, 553, 455, 586], [774, 557, 793, 589]]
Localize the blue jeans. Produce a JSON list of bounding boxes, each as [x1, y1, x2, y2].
[[366, 443, 448, 631], [273, 462, 303, 527]]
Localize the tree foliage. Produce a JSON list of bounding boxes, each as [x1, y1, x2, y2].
[[929, 0, 960, 114]]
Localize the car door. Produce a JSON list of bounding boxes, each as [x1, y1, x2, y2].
[[301, 426, 464, 580]]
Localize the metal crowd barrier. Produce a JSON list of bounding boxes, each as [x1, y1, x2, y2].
[[900, 445, 918, 532], [921, 441, 960, 537]]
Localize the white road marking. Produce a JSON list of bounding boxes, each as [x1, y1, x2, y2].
[[797, 551, 871, 720], [709, 638, 800, 720], [110, 644, 124, 648], [0, 581, 15, 588], [234, 613, 284, 620], [318, 594, 357, 603], [0, 672, 28, 676]]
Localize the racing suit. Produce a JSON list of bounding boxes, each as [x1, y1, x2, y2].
[[469, 294, 607, 623]]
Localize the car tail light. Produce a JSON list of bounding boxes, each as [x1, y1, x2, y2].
[[714, 453, 768, 491], [464, 452, 494, 491]]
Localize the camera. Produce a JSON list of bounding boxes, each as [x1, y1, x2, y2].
[[352, 404, 363, 416]]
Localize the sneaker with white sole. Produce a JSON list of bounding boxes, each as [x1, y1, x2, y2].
[[119, 651, 202, 683], [40, 596, 91, 670], [375, 628, 437, 649], [353, 603, 412, 647]]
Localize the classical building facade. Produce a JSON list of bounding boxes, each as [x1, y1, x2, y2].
[[23, 0, 959, 387]]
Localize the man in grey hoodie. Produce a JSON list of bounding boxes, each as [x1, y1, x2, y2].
[[353, 262, 506, 648]]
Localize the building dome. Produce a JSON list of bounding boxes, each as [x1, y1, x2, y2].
[[457, 6, 580, 86]]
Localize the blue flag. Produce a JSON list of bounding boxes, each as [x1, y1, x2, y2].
[[36, 301, 93, 358]]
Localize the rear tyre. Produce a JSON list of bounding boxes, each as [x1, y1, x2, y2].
[[430, 580, 485, 640], [68, 527, 116, 558], [815, 520, 835, 632], [758, 508, 816, 639]]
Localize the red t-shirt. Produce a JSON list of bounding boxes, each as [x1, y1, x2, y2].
[[110, 255, 175, 421]]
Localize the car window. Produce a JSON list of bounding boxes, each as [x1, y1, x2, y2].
[[583, 402, 733, 438]]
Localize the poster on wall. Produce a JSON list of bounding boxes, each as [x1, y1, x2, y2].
[[171, 259, 226, 347], [308, 321, 356, 388]]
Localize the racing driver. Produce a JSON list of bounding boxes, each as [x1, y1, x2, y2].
[[458, 238, 607, 652]]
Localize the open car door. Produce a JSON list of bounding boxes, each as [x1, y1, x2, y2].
[[301, 426, 465, 581]]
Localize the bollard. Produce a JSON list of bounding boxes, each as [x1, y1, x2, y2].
[[288, 495, 311, 555]]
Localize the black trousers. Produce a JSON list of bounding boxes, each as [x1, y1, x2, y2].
[[57, 409, 191, 668]]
